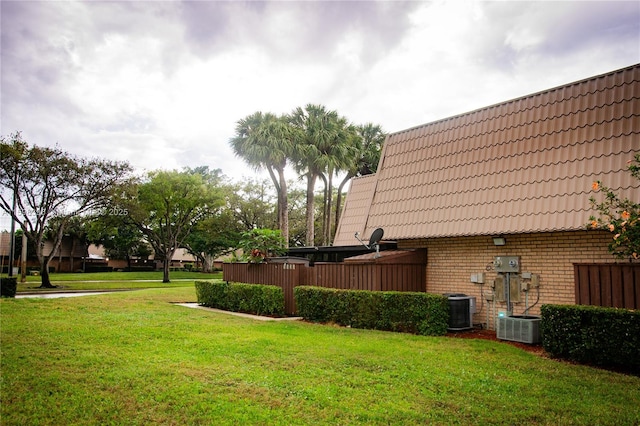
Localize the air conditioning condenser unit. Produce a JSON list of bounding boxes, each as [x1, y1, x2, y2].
[[497, 315, 540, 344]]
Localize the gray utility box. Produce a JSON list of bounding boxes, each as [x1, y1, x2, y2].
[[497, 315, 541, 344]]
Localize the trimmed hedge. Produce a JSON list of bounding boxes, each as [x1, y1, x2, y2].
[[0, 277, 17, 298], [294, 286, 449, 336], [195, 280, 285, 317], [541, 304, 640, 373]]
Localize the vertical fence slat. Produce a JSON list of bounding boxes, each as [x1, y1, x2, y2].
[[575, 265, 591, 305], [635, 266, 640, 309], [574, 264, 581, 304], [622, 266, 635, 310], [574, 263, 639, 310], [588, 265, 601, 306], [600, 264, 613, 307], [611, 265, 624, 307]]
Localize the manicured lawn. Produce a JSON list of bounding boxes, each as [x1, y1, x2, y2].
[[1, 287, 639, 425], [11, 271, 222, 292]]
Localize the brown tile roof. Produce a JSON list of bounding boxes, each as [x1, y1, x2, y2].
[[333, 174, 378, 246], [335, 64, 640, 244]]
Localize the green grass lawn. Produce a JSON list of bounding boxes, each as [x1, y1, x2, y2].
[[10, 271, 222, 292], [1, 287, 639, 425]]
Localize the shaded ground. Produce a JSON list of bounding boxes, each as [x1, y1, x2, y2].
[[447, 327, 546, 356]]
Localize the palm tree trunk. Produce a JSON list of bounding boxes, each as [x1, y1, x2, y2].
[[324, 170, 334, 245], [305, 173, 317, 246], [278, 167, 289, 247], [318, 174, 328, 246], [334, 173, 353, 238]]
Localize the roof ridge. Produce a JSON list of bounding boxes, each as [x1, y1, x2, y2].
[[388, 64, 640, 138]]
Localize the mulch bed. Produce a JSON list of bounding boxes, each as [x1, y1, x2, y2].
[[446, 327, 546, 356]]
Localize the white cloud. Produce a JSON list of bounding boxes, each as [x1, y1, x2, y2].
[[1, 0, 638, 184]]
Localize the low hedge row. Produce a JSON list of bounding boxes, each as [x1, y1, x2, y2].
[[541, 304, 640, 373], [0, 277, 17, 298], [294, 286, 449, 336], [195, 280, 285, 317]]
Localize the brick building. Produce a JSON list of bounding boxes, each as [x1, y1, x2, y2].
[[333, 64, 640, 329]]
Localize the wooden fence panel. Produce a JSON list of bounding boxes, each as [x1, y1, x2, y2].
[[599, 265, 612, 307], [223, 262, 427, 315], [623, 265, 637, 310], [574, 263, 640, 309], [611, 266, 624, 308], [635, 266, 640, 309]]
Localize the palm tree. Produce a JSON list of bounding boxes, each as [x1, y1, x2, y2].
[[333, 123, 386, 238], [319, 116, 356, 246], [289, 104, 353, 246], [230, 112, 294, 245]]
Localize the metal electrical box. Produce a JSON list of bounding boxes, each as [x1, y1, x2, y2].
[[509, 275, 521, 302], [494, 276, 505, 302], [493, 256, 521, 273]]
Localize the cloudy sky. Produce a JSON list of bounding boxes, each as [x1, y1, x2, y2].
[[1, 0, 639, 186]]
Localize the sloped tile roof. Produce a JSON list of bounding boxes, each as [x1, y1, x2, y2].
[[333, 174, 378, 246], [335, 64, 640, 244]]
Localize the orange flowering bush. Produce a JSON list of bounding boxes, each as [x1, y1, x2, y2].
[[588, 153, 640, 260]]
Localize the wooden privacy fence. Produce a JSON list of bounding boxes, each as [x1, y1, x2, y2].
[[574, 263, 640, 309], [222, 262, 426, 315]]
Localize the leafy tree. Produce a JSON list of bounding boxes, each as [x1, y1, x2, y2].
[[118, 169, 223, 282], [182, 167, 259, 271], [86, 215, 151, 270], [230, 112, 295, 246], [227, 179, 277, 231], [183, 214, 239, 272], [588, 153, 639, 260], [237, 228, 286, 263], [0, 132, 131, 287]]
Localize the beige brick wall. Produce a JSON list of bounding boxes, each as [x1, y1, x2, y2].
[[398, 230, 618, 329]]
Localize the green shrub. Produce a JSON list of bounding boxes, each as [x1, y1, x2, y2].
[[195, 280, 284, 317], [0, 277, 17, 298], [541, 304, 640, 373], [294, 286, 449, 336], [195, 280, 229, 310]]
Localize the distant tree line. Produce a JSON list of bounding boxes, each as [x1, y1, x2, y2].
[[0, 108, 385, 285]]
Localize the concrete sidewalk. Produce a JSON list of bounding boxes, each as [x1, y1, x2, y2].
[[174, 303, 303, 322]]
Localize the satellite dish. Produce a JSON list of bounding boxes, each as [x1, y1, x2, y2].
[[354, 228, 384, 258], [368, 228, 384, 247]]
